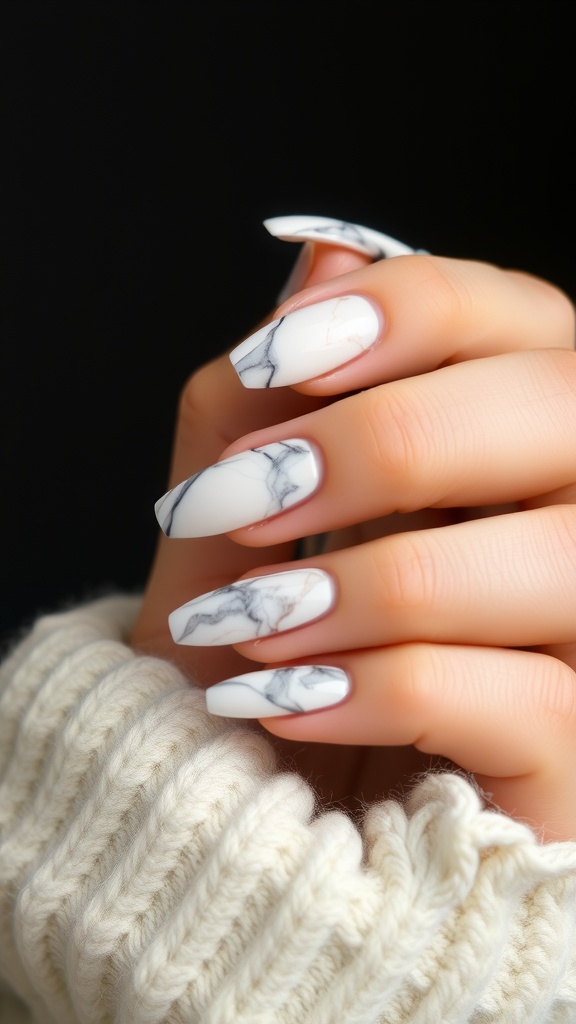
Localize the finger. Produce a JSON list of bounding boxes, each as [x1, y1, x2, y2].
[[158, 348, 576, 543], [231, 644, 576, 841], [166, 504, 576, 660], [228, 252, 574, 395]]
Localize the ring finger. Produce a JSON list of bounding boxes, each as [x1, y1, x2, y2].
[[166, 501, 576, 660]]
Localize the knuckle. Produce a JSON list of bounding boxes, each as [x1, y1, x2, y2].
[[534, 656, 576, 738], [361, 389, 413, 481], [545, 346, 576, 396], [512, 272, 576, 349], [385, 643, 444, 724], [542, 500, 576, 549], [408, 254, 476, 323], [176, 359, 230, 443], [178, 362, 215, 424], [548, 504, 576, 575], [362, 385, 441, 505], [542, 284, 575, 349], [373, 531, 441, 614], [173, 360, 235, 469]]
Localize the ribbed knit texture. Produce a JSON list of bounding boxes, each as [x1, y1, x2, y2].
[[1, 596, 576, 1023]]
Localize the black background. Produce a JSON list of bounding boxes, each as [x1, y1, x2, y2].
[[2, 1, 575, 643]]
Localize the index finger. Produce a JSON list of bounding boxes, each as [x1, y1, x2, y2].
[[229, 255, 574, 395]]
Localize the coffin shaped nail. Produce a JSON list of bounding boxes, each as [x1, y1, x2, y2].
[[264, 214, 421, 259], [168, 568, 335, 646], [229, 294, 382, 389], [205, 665, 350, 717], [155, 439, 320, 538]]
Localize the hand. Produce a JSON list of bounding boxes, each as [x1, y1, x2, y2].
[[133, 220, 576, 840]]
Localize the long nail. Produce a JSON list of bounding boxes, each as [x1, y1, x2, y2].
[[168, 568, 335, 646], [155, 439, 321, 538], [229, 294, 382, 389], [264, 214, 421, 259], [205, 665, 350, 717]]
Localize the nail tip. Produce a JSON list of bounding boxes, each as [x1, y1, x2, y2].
[[167, 567, 334, 647], [262, 214, 419, 260], [205, 666, 350, 719], [230, 294, 381, 389], [155, 439, 320, 538]]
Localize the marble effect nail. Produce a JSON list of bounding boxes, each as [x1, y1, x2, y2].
[[229, 294, 382, 389], [205, 665, 350, 717], [155, 439, 320, 538], [264, 214, 422, 260], [169, 568, 335, 646]]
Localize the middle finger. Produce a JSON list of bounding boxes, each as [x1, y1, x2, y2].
[[157, 347, 576, 543]]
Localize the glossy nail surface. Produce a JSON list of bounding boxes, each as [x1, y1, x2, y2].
[[205, 665, 350, 717], [169, 569, 335, 646], [155, 439, 320, 538], [264, 214, 420, 259], [229, 294, 382, 389]]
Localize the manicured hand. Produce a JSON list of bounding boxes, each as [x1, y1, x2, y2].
[[133, 217, 576, 839]]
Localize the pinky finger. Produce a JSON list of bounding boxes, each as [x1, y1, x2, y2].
[[206, 644, 576, 841]]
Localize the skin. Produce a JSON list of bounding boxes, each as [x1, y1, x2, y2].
[[132, 242, 576, 841]]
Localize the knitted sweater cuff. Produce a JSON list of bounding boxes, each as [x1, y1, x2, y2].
[[1, 595, 576, 1024]]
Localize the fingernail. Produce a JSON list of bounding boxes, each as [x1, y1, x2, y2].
[[205, 664, 350, 717], [155, 439, 321, 538], [229, 294, 382, 389], [264, 214, 420, 259], [168, 568, 335, 646]]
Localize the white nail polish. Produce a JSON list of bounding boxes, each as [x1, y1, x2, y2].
[[264, 214, 421, 259], [205, 664, 350, 717], [168, 568, 335, 646], [229, 294, 382, 389], [155, 439, 320, 538]]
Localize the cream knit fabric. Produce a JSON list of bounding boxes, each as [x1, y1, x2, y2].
[[1, 597, 576, 1024]]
